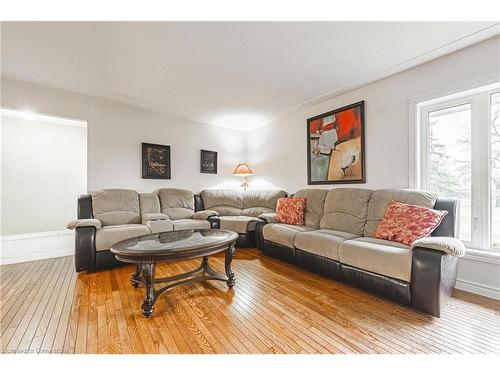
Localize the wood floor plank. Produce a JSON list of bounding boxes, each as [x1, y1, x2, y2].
[[1, 258, 52, 328], [49, 267, 77, 353], [237, 255, 469, 353], [1, 260, 42, 310], [109, 272, 134, 354], [1, 249, 499, 354], [233, 257, 441, 353], [1, 257, 63, 352], [14, 257, 69, 351], [29, 257, 74, 351], [231, 252, 481, 353], [42, 261, 77, 353], [116, 266, 161, 353]]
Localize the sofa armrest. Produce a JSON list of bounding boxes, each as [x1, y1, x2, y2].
[[411, 247, 458, 317], [255, 219, 266, 250], [258, 213, 276, 223], [75, 226, 96, 272], [411, 237, 466, 257], [141, 213, 169, 222], [67, 218, 102, 230], [192, 210, 219, 220]]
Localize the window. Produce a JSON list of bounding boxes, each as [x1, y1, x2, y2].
[[416, 83, 500, 251], [491, 93, 500, 249]]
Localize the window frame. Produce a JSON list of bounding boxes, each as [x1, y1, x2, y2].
[[412, 84, 500, 252]]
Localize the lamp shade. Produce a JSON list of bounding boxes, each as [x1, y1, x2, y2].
[[232, 163, 254, 176]]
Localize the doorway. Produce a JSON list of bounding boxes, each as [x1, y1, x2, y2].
[[1, 108, 87, 264]]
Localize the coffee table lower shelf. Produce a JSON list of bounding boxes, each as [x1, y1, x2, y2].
[[123, 249, 235, 317]]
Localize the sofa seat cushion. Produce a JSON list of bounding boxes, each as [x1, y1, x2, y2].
[[172, 219, 211, 231], [339, 237, 412, 282], [262, 223, 315, 249], [218, 216, 259, 234], [294, 229, 357, 261], [96, 224, 151, 251], [145, 219, 174, 234]]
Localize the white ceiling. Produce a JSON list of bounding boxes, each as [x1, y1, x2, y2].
[[1, 22, 499, 131]]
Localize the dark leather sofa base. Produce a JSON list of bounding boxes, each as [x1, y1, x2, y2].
[[295, 249, 341, 280], [262, 240, 296, 263], [255, 220, 265, 250], [340, 264, 411, 306], [261, 239, 423, 313], [95, 250, 128, 271], [235, 232, 256, 248]]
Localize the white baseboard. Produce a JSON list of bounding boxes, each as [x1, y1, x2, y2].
[[455, 278, 500, 300], [1, 229, 73, 242]]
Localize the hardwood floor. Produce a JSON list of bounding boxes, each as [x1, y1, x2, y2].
[[1, 248, 499, 354]]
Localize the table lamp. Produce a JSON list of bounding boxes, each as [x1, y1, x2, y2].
[[233, 163, 254, 192]]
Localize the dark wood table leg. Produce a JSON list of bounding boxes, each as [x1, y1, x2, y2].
[[141, 262, 156, 317], [131, 264, 142, 288], [202, 256, 209, 271], [225, 244, 236, 289]]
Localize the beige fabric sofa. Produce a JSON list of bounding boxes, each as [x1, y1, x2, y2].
[[70, 188, 216, 272], [256, 188, 463, 317], [200, 189, 287, 247]]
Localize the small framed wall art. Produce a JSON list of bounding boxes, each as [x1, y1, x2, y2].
[[200, 149, 218, 174], [142, 142, 171, 179]]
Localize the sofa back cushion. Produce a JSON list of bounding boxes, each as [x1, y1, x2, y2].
[[156, 188, 194, 220], [320, 188, 373, 235], [200, 189, 244, 216], [139, 193, 161, 214], [294, 189, 329, 228], [241, 190, 287, 217], [364, 189, 438, 237], [92, 189, 141, 226]]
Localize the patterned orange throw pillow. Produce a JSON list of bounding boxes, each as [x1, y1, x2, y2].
[[374, 200, 447, 246], [275, 197, 307, 226]]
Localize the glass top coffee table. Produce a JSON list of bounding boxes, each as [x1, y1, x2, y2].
[[111, 229, 238, 317]]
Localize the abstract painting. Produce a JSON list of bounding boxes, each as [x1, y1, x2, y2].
[[307, 101, 365, 184], [142, 142, 171, 179]]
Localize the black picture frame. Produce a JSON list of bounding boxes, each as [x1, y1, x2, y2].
[[306, 100, 366, 185], [141, 142, 171, 179], [200, 149, 218, 174]]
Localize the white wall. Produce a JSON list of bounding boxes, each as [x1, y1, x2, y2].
[[246, 36, 500, 192], [0, 77, 246, 194], [1, 114, 87, 235], [245, 36, 500, 299]]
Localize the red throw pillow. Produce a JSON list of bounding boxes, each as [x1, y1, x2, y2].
[[275, 197, 307, 226], [373, 200, 447, 246]]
